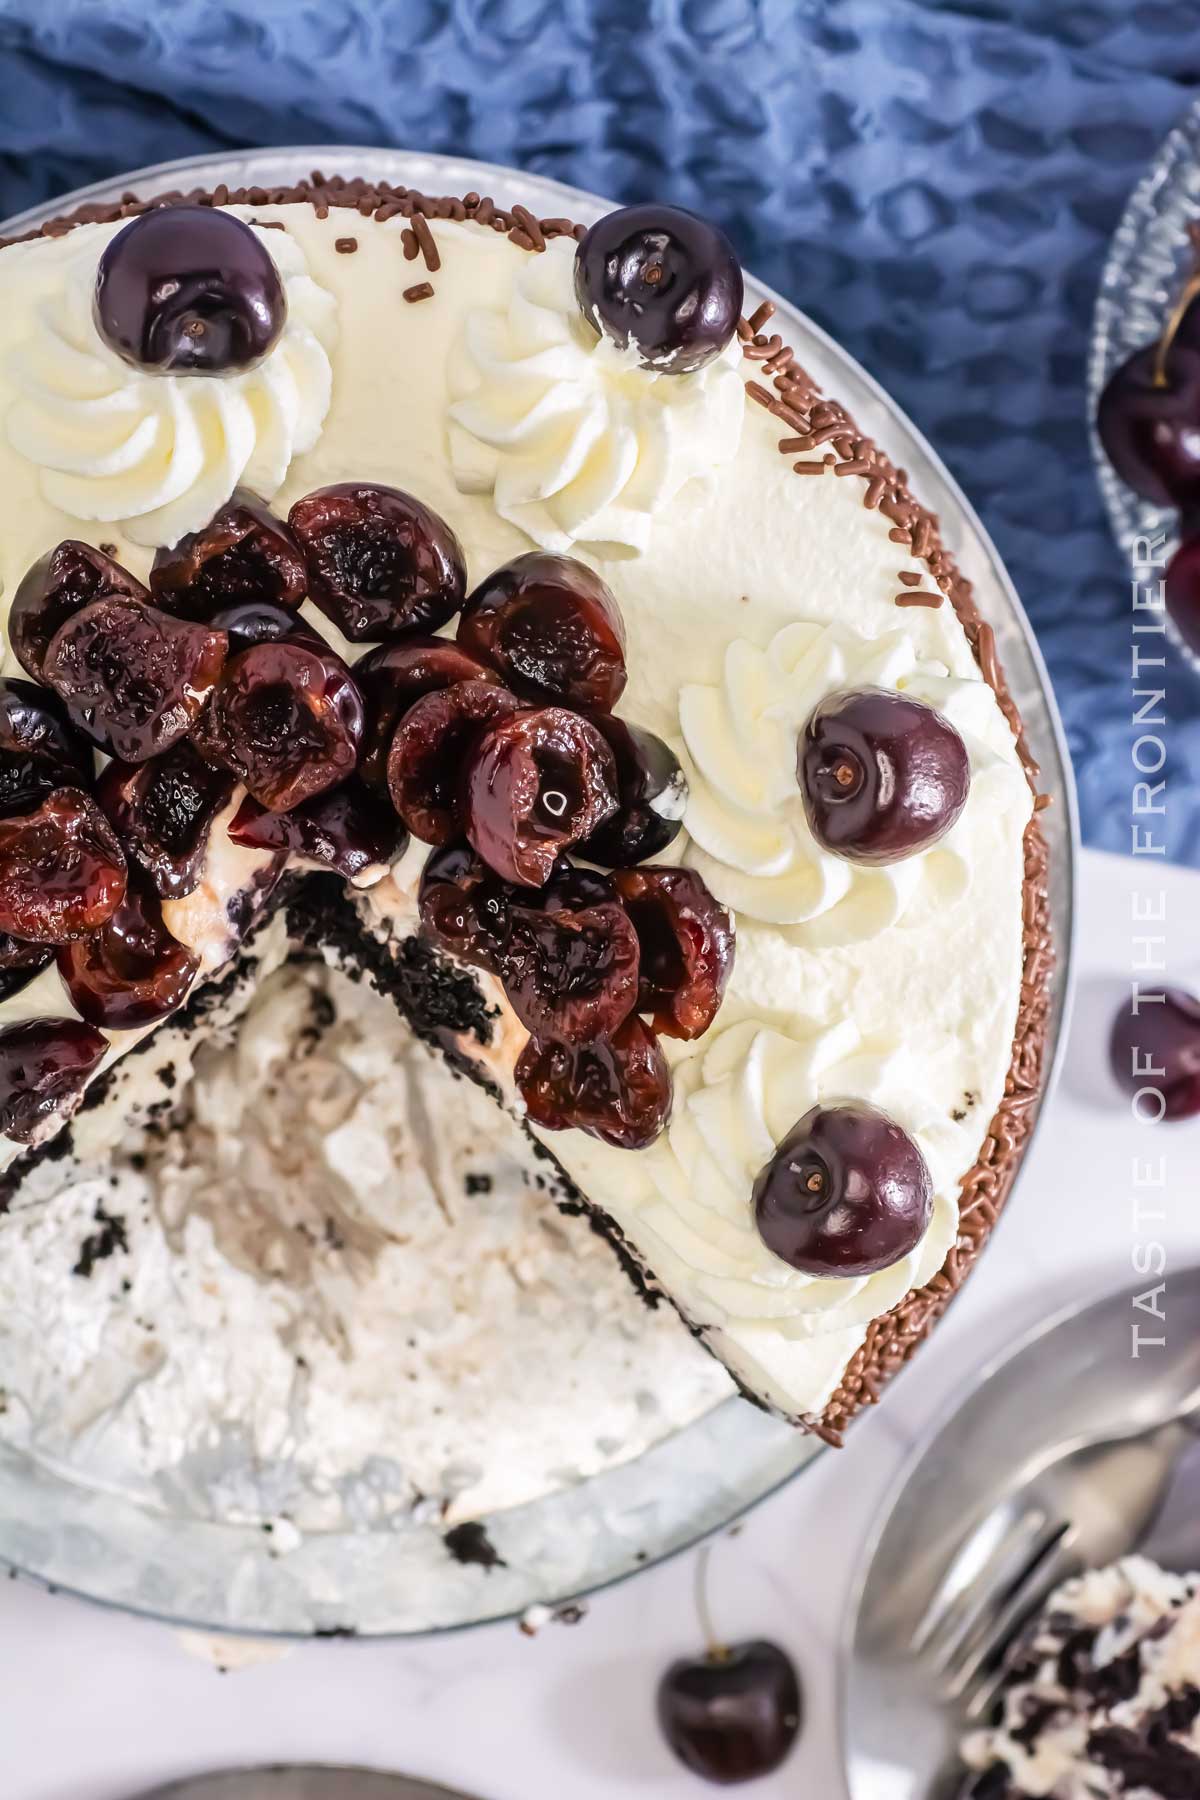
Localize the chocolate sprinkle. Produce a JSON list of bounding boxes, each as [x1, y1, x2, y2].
[[334, 236, 358, 254], [895, 591, 945, 608], [403, 282, 434, 304]]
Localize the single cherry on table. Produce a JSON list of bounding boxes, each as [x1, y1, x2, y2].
[[574, 202, 743, 374], [658, 1639, 802, 1787], [1109, 986, 1200, 1121]]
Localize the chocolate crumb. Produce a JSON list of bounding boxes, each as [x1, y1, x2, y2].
[[444, 1521, 506, 1571], [73, 1203, 128, 1278], [465, 1173, 493, 1196]]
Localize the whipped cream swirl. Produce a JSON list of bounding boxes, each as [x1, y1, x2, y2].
[[5, 214, 337, 548], [446, 234, 744, 556], [609, 1017, 970, 1341], [678, 620, 1026, 945]]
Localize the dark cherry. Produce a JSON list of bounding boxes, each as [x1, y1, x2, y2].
[[457, 552, 627, 712], [10, 540, 149, 681], [464, 706, 618, 887], [0, 932, 53, 1001], [354, 636, 501, 792], [0, 788, 126, 945], [1109, 986, 1200, 1121], [204, 598, 326, 654], [1165, 533, 1200, 659], [578, 715, 687, 867], [753, 1102, 932, 1277], [516, 1014, 672, 1149], [93, 206, 286, 376], [541, 858, 616, 912], [500, 901, 640, 1044], [57, 874, 199, 1030], [417, 840, 517, 975], [574, 202, 743, 374], [387, 680, 521, 845], [42, 597, 227, 763], [150, 488, 307, 621], [97, 741, 235, 900], [288, 483, 466, 642], [801, 688, 969, 865], [229, 781, 408, 880], [613, 867, 734, 1040], [1097, 342, 1200, 508], [0, 679, 92, 816], [192, 638, 364, 811], [658, 1640, 801, 1786], [0, 1017, 109, 1144]]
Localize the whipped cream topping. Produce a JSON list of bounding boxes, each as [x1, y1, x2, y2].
[[678, 620, 1027, 944], [3, 212, 336, 548], [446, 233, 744, 557]]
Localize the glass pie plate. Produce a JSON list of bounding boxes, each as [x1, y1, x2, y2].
[[0, 146, 1077, 1639]]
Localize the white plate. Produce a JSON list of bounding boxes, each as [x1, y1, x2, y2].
[[0, 146, 1077, 1639]]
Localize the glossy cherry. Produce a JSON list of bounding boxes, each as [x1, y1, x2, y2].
[[516, 1014, 672, 1149], [0, 1016, 109, 1144], [10, 540, 149, 681], [97, 742, 235, 900], [574, 202, 743, 373], [150, 488, 307, 620], [800, 688, 969, 865], [229, 781, 407, 880], [658, 1641, 801, 1786], [578, 715, 687, 866], [753, 1102, 932, 1277], [1165, 533, 1200, 659], [289, 483, 466, 642], [464, 706, 618, 886], [1109, 986, 1200, 1121], [457, 552, 627, 712], [57, 874, 199, 1030], [500, 901, 640, 1044], [417, 840, 517, 975], [42, 597, 227, 763], [192, 638, 364, 811], [0, 788, 126, 945], [204, 597, 326, 654], [1097, 341, 1200, 508], [613, 866, 734, 1040], [0, 679, 92, 816], [0, 935, 53, 1004], [540, 858, 616, 912], [355, 637, 501, 792], [387, 680, 521, 845], [93, 206, 286, 375]]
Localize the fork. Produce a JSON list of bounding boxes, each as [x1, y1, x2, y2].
[[910, 1385, 1200, 1720]]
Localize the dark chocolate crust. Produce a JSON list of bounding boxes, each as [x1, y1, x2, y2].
[[0, 173, 1053, 1444]]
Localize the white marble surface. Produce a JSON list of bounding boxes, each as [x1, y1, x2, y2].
[[4, 845, 1200, 1800]]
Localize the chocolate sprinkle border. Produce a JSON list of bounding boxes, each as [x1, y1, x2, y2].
[[0, 173, 1053, 1445]]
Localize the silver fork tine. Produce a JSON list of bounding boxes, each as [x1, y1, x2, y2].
[[950, 1529, 1080, 1709], [911, 1503, 1049, 1660]]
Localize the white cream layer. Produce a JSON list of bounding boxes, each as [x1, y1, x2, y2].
[[0, 206, 1034, 1421]]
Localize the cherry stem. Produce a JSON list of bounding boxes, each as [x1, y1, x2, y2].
[[1153, 268, 1200, 388], [695, 1543, 730, 1663]]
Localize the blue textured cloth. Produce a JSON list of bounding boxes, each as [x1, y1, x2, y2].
[[0, 0, 1196, 858]]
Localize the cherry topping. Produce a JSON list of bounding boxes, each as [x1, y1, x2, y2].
[[42, 597, 227, 763], [204, 598, 326, 654], [658, 1640, 801, 1786], [229, 781, 407, 880], [97, 741, 235, 900], [10, 540, 149, 681], [57, 874, 199, 1030], [500, 901, 640, 1044], [540, 858, 616, 912], [0, 789, 126, 944], [613, 867, 734, 1040], [355, 636, 501, 792], [517, 1015, 672, 1149], [289, 483, 466, 642], [574, 203, 743, 374], [193, 638, 364, 811], [0, 679, 92, 817], [0, 934, 54, 1003], [387, 680, 521, 845], [1097, 341, 1200, 508], [753, 1102, 932, 1277], [457, 552, 627, 712], [0, 1017, 109, 1144], [464, 706, 618, 887], [417, 840, 517, 975], [578, 715, 687, 867], [150, 488, 306, 621], [93, 206, 286, 376], [1109, 986, 1200, 1121], [800, 688, 969, 865]]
